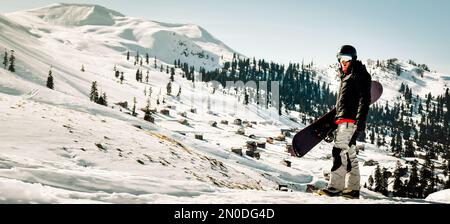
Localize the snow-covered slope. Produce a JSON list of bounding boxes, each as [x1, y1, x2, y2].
[[0, 4, 448, 204]]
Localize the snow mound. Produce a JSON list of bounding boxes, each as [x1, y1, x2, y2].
[[425, 189, 450, 204], [26, 3, 124, 26]]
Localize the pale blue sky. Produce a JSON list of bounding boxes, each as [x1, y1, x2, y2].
[[1, 0, 449, 73]]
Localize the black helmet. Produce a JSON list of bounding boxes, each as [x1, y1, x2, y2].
[[337, 45, 357, 61]]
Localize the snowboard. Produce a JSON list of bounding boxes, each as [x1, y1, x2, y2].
[[289, 81, 383, 158]]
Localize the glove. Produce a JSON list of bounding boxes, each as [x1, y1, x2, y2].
[[356, 120, 366, 133], [345, 121, 362, 146], [324, 129, 335, 143]]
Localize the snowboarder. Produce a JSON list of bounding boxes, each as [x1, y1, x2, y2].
[[318, 45, 372, 199]]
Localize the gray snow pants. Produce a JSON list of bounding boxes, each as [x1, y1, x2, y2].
[[328, 122, 360, 191]]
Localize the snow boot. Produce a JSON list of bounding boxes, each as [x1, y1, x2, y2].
[[342, 189, 360, 199], [317, 187, 342, 197]]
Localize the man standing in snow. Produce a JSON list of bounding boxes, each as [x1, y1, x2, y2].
[[318, 45, 372, 199]]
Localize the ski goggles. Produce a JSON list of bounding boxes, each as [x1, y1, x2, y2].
[[338, 55, 353, 63]]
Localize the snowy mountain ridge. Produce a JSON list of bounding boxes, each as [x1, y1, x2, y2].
[[316, 58, 449, 106], [5, 3, 238, 71], [23, 3, 125, 26]]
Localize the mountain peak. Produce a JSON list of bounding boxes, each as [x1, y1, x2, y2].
[[24, 3, 125, 26]]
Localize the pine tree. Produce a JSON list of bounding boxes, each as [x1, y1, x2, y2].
[[81, 64, 85, 72], [393, 161, 405, 197], [3, 50, 7, 68], [8, 50, 15, 72], [244, 89, 249, 105], [145, 97, 150, 111], [132, 97, 137, 116], [380, 167, 389, 196], [425, 164, 436, 196], [399, 83, 405, 93], [396, 64, 402, 76], [146, 70, 149, 83], [390, 134, 396, 152], [420, 154, 435, 197], [115, 70, 120, 78], [145, 53, 149, 65], [97, 92, 107, 106], [426, 93, 432, 112], [120, 72, 124, 84], [368, 175, 374, 190], [395, 132, 403, 156], [374, 165, 383, 193], [102, 92, 108, 106], [46, 69, 54, 90], [144, 97, 152, 122], [177, 86, 181, 97], [404, 139, 415, 157], [403, 123, 411, 140], [370, 130, 375, 144], [407, 161, 419, 198], [135, 51, 140, 64], [170, 68, 175, 81], [166, 82, 172, 95], [160, 64, 163, 72], [418, 101, 423, 114], [97, 94, 104, 106], [90, 81, 99, 102], [127, 51, 130, 61], [278, 101, 283, 116], [135, 69, 140, 82]]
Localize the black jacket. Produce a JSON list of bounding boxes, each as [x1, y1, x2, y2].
[[335, 60, 372, 131]]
